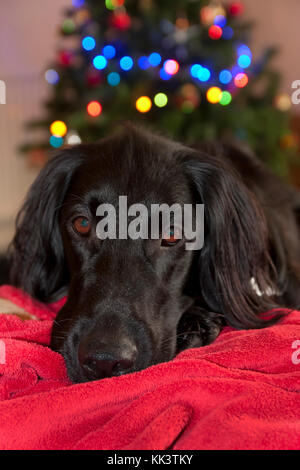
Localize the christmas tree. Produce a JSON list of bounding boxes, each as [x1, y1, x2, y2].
[[24, 0, 296, 176]]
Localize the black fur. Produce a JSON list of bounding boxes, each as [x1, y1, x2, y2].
[[9, 125, 300, 383]]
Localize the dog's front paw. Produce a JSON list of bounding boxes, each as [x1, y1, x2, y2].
[[176, 307, 223, 352]]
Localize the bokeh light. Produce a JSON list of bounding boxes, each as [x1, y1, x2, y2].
[[93, 55, 107, 70], [198, 67, 211, 82], [107, 72, 121, 86], [62, 19, 76, 34], [238, 54, 252, 68], [136, 96, 152, 113], [45, 69, 59, 85], [82, 36, 96, 51], [87, 101, 102, 117], [200, 6, 216, 25], [120, 56, 134, 71], [66, 131, 82, 145], [163, 60, 179, 75], [214, 15, 226, 27], [102, 45, 116, 59], [222, 26, 234, 40], [50, 120, 67, 137], [138, 56, 150, 70], [208, 25, 223, 40], [154, 93, 168, 107], [274, 94, 292, 112], [59, 51, 73, 66], [206, 87, 222, 104], [219, 69, 232, 84], [219, 91, 232, 106], [229, 2, 244, 16], [190, 64, 201, 78], [148, 52, 162, 66], [50, 135, 64, 148], [234, 72, 249, 88]]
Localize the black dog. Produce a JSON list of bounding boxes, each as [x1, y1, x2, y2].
[[9, 124, 300, 383]]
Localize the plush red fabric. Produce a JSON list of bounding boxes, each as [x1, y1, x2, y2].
[[0, 284, 300, 450]]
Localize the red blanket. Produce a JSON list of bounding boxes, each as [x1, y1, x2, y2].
[[0, 285, 300, 450]]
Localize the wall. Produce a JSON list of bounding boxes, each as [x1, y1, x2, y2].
[[243, 0, 300, 98], [0, 0, 299, 250], [0, 0, 68, 250]]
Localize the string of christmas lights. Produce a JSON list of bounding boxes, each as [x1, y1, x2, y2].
[[47, 0, 252, 148], [38, 0, 295, 168]]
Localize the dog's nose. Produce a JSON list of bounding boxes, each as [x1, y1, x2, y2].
[[78, 340, 137, 380]]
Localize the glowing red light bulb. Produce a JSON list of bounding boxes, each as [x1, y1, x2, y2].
[[208, 25, 223, 40], [234, 73, 249, 88], [87, 101, 102, 117], [164, 60, 180, 75]]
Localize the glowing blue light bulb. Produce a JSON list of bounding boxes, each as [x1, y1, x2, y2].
[[138, 56, 150, 70], [148, 52, 161, 66], [107, 72, 120, 86], [190, 64, 202, 78], [198, 67, 211, 82], [45, 69, 59, 85], [219, 69, 232, 84], [102, 45, 116, 59], [238, 54, 252, 68], [50, 135, 63, 148], [120, 56, 134, 71], [93, 55, 107, 70], [222, 26, 234, 40], [82, 36, 96, 51], [214, 15, 226, 27]]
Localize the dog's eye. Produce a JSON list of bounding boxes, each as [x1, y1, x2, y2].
[[161, 228, 181, 247], [73, 217, 91, 235]]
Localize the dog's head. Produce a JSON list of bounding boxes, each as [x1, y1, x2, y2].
[[10, 125, 278, 382]]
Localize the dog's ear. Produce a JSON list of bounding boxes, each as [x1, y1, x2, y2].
[[181, 149, 281, 329], [9, 148, 84, 302]]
